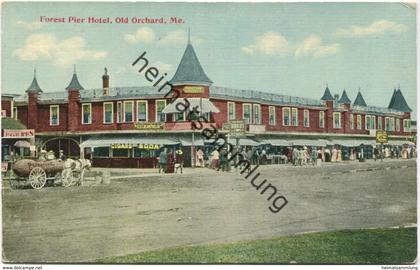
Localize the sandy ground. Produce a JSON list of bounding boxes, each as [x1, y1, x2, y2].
[[2, 159, 417, 263]]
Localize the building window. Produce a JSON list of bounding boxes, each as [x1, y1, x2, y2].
[[283, 107, 290, 126], [396, 118, 400, 132], [173, 112, 185, 121], [365, 115, 371, 130], [93, 147, 110, 157], [385, 117, 390, 131], [137, 101, 148, 122], [253, 104, 261, 124], [112, 148, 130, 158], [357, 115, 362, 130], [333, 112, 341, 128], [319, 111, 325, 128], [117, 102, 123, 123], [350, 114, 354, 129], [103, 102, 113, 124], [123, 101, 134, 122], [82, 103, 92, 124], [291, 108, 298, 126], [50, 105, 59, 126], [156, 100, 166, 122], [403, 119, 411, 132], [269, 106, 276, 125], [370, 115, 376, 130], [378, 116, 383, 130], [228, 102, 235, 121], [385, 117, 395, 131], [303, 110, 309, 127], [13, 107, 17, 120], [243, 104, 251, 124]]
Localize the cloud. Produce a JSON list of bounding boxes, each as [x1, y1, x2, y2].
[[241, 31, 289, 56], [295, 35, 340, 58], [13, 34, 107, 66], [158, 30, 204, 46], [334, 19, 408, 38], [124, 27, 155, 44], [242, 31, 339, 58], [17, 20, 42, 30]]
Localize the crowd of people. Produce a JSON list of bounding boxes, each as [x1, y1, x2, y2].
[[157, 148, 184, 174], [195, 144, 416, 171]]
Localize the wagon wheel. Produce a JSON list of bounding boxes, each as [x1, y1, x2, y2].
[[29, 167, 47, 190], [61, 168, 73, 188]]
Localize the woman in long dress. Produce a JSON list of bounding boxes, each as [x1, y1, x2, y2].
[[166, 150, 175, 173]]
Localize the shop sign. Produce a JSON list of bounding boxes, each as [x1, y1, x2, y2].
[[183, 86, 204, 94], [2, 129, 35, 138], [376, 130, 388, 144], [1, 162, 8, 172], [134, 122, 164, 130], [111, 143, 133, 149], [228, 120, 246, 137], [138, 143, 160, 150]]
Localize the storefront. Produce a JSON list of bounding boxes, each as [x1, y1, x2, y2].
[[80, 134, 181, 168], [1, 117, 35, 172]]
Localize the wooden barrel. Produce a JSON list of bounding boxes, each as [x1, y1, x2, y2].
[[12, 159, 65, 177]]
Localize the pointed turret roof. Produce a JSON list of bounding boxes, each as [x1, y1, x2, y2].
[[388, 88, 397, 108], [65, 66, 84, 90], [338, 89, 351, 104], [353, 91, 367, 107], [320, 85, 334, 101], [169, 34, 212, 86], [388, 88, 411, 112], [26, 68, 43, 93]]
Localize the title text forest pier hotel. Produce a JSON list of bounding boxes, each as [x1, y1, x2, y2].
[[11, 37, 414, 168]]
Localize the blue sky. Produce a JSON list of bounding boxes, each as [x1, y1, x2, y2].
[[2, 2, 416, 116]]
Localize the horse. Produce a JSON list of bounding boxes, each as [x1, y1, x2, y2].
[[62, 158, 91, 186]]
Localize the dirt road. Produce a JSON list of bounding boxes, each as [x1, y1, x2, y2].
[[2, 160, 416, 263]]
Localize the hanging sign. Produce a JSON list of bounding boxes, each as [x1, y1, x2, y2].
[[376, 130, 388, 144]]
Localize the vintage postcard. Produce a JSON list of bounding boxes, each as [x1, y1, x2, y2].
[[1, 1, 417, 266]]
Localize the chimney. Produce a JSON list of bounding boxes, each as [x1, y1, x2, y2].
[[102, 67, 109, 96], [334, 94, 339, 101]]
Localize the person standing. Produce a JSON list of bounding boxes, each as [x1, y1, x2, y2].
[[210, 148, 220, 170], [166, 150, 175, 173], [219, 148, 227, 171], [311, 147, 318, 166], [175, 149, 184, 174], [196, 148, 204, 167], [158, 148, 167, 173]]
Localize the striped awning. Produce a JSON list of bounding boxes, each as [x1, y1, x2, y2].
[[178, 136, 205, 146], [261, 139, 291, 146], [291, 139, 327, 147], [80, 135, 179, 148], [330, 139, 376, 147], [162, 98, 220, 114], [205, 137, 261, 146]]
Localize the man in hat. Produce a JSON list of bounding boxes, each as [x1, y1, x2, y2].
[[175, 149, 184, 174], [158, 148, 167, 173]]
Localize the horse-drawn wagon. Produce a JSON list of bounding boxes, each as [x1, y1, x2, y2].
[[9, 158, 90, 189]]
